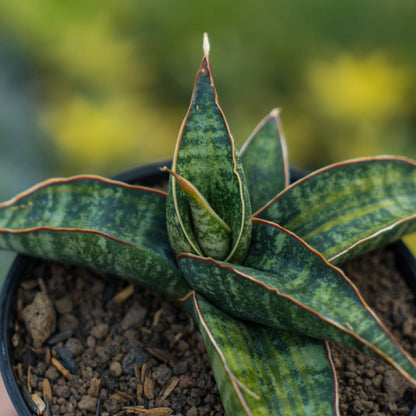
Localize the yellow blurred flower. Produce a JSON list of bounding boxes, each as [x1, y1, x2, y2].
[[41, 94, 180, 174], [307, 53, 411, 121], [48, 17, 151, 93]]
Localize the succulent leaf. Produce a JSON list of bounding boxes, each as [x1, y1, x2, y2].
[[182, 292, 339, 416], [162, 167, 231, 259], [256, 157, 416, 264], [240, 109, 289, 212], [0, 176, 189, 298], [177, 219, 416, 385], [166, 37, 251, 263]]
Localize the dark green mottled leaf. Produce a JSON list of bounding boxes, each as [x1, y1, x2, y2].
[[0, 176, 189, 298], [166, 47, 251, 263], [177, 219, 416, 385], [240, 109, 289, 212], [255, 157, 416, 264], [182, 292, 338, 416]]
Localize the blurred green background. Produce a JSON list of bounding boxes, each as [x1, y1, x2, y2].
[[1, 0, 416, 284]]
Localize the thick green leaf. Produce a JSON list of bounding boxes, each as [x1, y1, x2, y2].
[[0, 176, 189, 298], [255, 157, 416, 264], [166, 40, 251, 263], [240, 109, 289, 212], [178, 219, 416, 385], [182, 292, 339, 416]]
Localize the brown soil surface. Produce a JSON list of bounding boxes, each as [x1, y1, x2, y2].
[[332, 248, 416, 415], [10, 246, 416, 415]]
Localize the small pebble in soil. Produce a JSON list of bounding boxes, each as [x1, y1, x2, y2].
[[109, 361, 122, 377], [22, 292, 56, 348]]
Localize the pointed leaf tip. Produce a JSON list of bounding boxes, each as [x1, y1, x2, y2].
[[203, 33, 210, 58], [161, 167, 196, 196], [240, 109, 289, 212], [270, 108, 281, 118]]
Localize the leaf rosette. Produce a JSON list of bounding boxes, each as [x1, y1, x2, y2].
[[1, 34, 416, 415]]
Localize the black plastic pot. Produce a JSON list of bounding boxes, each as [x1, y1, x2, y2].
[[1, 162, 416, 415]]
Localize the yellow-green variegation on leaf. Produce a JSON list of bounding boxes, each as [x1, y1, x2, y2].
[[1, 33, 416, 415]]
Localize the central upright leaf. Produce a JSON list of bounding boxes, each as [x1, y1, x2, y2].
[[166, 36, 251, 263]]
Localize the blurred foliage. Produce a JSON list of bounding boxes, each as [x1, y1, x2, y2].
[[0, 0, 416, 175], [0, 0, 416, 267]]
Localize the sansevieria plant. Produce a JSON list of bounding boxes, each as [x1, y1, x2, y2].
[[1, 34, 416, 415]]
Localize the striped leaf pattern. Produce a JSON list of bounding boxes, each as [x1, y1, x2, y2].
[[182, 292, 338, 416], [0, 176, 188, 298], [255, 157, 416, 264], [177, 219, 416, 386]]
